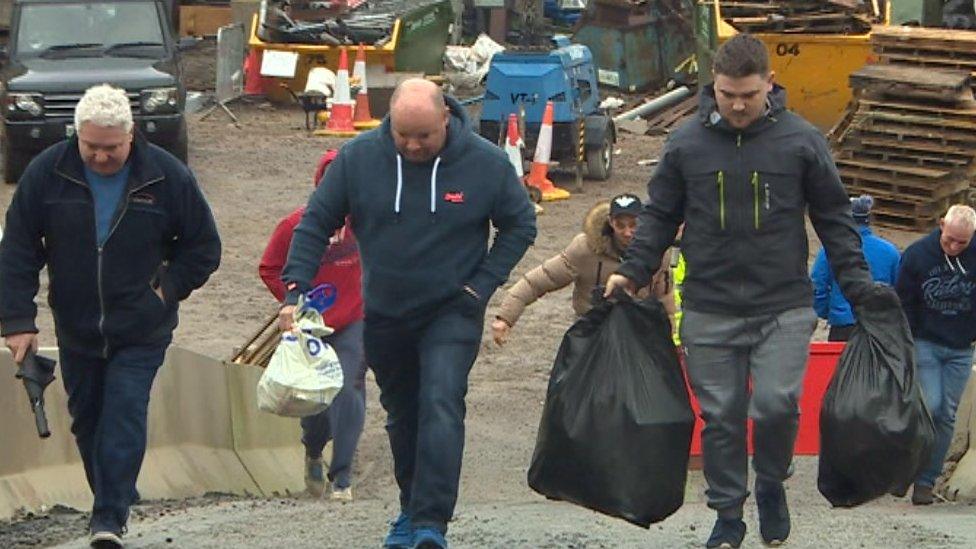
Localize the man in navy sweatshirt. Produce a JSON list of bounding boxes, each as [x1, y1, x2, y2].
[[0, 84, 220, 547], [281, 78, 536, 548], [896, 204, 976, 505]]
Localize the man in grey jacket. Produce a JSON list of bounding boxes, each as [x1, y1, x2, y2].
[[606, 35, 873, 548]]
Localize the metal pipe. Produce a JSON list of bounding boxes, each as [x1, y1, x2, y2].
[[612, 86, 693, 124]]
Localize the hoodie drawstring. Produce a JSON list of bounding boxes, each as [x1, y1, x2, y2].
[[395, 154, 404, 215], [430, 156, 442, 214], [394, 154, 443, 219], [945, 253, 968, 275]]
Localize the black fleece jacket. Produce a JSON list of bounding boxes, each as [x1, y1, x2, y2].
[[0, 136, 221, 356]]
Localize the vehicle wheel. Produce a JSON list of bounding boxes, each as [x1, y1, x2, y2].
[[586, 134, 612, 181], [3, 139, 31, 185], [172, 124, 189, 165]]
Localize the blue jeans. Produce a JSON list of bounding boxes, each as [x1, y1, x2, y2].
[[914, 338, 974, 487], [58, 343, 168, 532], [364, 299, 484, 534], [300, 320, 367, 489]]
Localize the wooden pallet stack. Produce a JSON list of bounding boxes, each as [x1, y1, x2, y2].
[[719, 0, 880, 34], [872, 26, 976, 89], [829, 63, 976, 231]]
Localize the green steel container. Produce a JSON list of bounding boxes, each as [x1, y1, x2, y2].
[[574, 5, 696, 92], [394, 0, 454, 74]]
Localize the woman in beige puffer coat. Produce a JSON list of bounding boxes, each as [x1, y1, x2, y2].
[[492, 193, 674, 345]]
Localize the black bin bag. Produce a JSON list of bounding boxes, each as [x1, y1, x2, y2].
[[527, 297, 695, 527], [818, 285, 935, 507]]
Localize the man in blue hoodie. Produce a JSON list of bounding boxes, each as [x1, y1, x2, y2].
[[811, 195, 900, 341], [280, 78, 537, 548], [896, 204, 976, 505]]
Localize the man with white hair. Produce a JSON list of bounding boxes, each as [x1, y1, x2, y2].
[[896, 204, 976, 505], [0, 84, 220, 547]]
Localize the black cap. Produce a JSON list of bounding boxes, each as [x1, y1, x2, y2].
[[610, 193, 642, 217]]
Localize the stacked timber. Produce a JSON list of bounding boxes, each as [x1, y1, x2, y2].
[[644, 96, 699, 135], [229, 311, 281, 368], [872, 26, 976, 87], [720, 0, 880, 34], [829, 64, 976, 231]]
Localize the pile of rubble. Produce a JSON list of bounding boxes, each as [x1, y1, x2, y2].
[[719, 0, 881, 34], [257, 0, 443, 45]]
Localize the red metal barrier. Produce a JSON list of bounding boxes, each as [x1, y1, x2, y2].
[[687, 341, 846, 456]]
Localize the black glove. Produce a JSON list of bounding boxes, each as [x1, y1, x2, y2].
[[850, 282, 901, 316]]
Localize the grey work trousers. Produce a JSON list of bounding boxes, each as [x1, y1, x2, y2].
[[681, 307, 816, 517]]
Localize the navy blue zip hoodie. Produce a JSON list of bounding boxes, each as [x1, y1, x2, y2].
[[0, 135, 221, 356], [283, 95, 537, 318], [895, 228, 976, 349]]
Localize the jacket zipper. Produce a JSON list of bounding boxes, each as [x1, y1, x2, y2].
[[735, 133, 745, 300], [751, 171, 760, 230], [717, 170, 726, 230], [61, 171, 162, 357], [764, 182, 770, 211]]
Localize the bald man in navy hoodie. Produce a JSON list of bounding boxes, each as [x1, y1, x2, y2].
[[281, 79, 537, 549]]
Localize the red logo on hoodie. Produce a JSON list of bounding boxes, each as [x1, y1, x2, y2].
[[444, 191, 464, 204]]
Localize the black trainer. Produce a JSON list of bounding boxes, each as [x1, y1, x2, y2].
[[756, 481, 790, 546], [706, 517, 746, 549]]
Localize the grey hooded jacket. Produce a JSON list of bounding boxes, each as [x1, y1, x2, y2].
[[617, 85, 872, 316]]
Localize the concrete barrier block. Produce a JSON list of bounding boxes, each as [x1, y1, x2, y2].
[[138, 347, 261, 499], [225, 363, 305, 497], [0, 347, 264, 519], [0, 350, 91, 518]]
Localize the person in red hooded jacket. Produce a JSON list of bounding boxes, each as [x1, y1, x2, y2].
[[259, 149, 366, 501]]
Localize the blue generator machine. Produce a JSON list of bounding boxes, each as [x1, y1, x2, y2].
[[478, 36, 615, 181]]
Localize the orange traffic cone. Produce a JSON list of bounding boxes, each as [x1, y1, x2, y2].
[[352, 43, 380, 130], [525, 101, 570, 201], [504, 114, 524, 178], [243, 49, 269, 96], [316, 47, 358, 137], [504, 113, 543, 211]]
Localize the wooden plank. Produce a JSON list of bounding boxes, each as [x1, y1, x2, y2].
[[858, 97, 976, 117], [854, 135, 975, 158], [876, 51, 976, 70], [645, 96, 698, 134], [871, 26, 976, 47], [179, 5, 233, 38], [838, 146, 972, 168], [838, 168, 971, 199], [860, 109, 976, 132], [849, 65, 972, 102], [836, 157, 951, 179], [859, 121, 976, 144]]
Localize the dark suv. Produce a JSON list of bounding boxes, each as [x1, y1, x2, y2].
[[0, 0, 190, 183]]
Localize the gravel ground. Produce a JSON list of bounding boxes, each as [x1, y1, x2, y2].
[[1, 40, 973, 549]]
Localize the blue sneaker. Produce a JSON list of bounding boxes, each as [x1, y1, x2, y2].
[[384, 513, 413, 548], [412, 527, 447, 549]]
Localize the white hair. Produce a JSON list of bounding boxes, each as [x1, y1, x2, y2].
[[74, 84, 134, 133], [944, 204, 976, 231]]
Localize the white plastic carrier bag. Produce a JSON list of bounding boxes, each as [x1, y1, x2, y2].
[[257, 298, 344, 417]]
